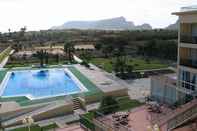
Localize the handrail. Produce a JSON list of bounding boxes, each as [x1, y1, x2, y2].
[[94, 111, 131, 131], [151, 99, 197, 127]]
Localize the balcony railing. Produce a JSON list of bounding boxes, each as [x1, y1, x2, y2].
[[180, 34, 197, 44], [180, 59, 197, 68], [178, 80, 196, 94]]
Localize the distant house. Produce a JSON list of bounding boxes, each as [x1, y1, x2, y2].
[[74, 44, 95, 50]]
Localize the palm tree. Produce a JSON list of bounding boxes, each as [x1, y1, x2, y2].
[[113, 39, 128, 78], [8, 28, 11, 38], [64, 41, 69, 58], [56, 54, 59, 64], [35, 50, 45, 67], [45, 51, 49, 64], [64, 41, 75, 62], [99, 37, 114, 58], [13, 26, 27, 51]]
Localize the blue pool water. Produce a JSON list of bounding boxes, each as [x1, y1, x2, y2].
[[1, 69, 83, 99]]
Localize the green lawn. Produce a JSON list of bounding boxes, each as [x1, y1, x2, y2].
[[116, 96, 143, 111], [128, 58, 168, 71], [90, 58, 113, 72], [5, 60, 66, 68], [90, 57, 168, 73]]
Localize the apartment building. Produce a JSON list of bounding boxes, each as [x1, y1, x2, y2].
[[151, 6, 197, 105], [173, 6, 197, 104]]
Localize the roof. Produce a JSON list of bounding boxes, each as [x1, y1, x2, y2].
[[172, 5, 197, 15]]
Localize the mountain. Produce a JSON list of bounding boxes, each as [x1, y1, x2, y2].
[[166, 20, 178, 30], [51, 17, 152, 30]]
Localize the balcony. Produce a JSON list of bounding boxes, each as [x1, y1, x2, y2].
[[180, 34, 197, 44], [180, 59, 197, 68]]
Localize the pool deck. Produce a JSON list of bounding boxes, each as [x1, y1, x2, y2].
[[0, 101, 20, 114], [73, 64, 128, 95]]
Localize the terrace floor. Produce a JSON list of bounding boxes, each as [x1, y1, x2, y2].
[[95, 105, 173, 131]]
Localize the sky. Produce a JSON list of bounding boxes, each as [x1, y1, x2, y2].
[[0, 0, 197, 32]]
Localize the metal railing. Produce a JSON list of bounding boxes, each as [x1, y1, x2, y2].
[[151, 99, 197, 129], [94, 111, 131, 131], [177, 80, 197, 96], [167, 100, 197, 130], [180, 34, 197, 44]]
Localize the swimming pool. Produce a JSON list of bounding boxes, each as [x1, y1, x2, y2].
[[0, 68, 87, 99]]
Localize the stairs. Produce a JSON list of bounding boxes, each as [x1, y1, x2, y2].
[[72, 98, 81, 110]]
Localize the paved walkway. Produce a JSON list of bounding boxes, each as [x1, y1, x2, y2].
[[126, 78, 150, 101], [0, 50, 14, 68], [74, 64, 127, 93], [0, 56, 9, 68], [73, 55, 83, 63]]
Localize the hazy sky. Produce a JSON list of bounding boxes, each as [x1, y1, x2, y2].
[[0, 0, 197, 32]]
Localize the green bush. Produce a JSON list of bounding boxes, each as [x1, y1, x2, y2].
[[80, 61, 90, 68], [80, 113, 95, 130], [99, 96, 119, 114]]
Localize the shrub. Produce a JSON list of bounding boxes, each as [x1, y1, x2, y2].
[[99, 96, 119, 115], [80, 61, 90, 68]]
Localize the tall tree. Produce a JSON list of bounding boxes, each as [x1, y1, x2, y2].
[[64, 41, 75, 62], [45, 51, 49, 64], [55, 54, 59, 64], [35, 50, 45, 67], [113, 37, 128, 78]]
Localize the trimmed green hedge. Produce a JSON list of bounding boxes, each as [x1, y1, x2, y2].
[[10, 123, 57, 131], [80, 112, 95, 131]]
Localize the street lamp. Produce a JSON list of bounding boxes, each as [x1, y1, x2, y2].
[[22, 116, 34, 131]]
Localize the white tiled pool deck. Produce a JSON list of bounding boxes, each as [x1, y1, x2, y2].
[[74, 64, 128, 93]]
